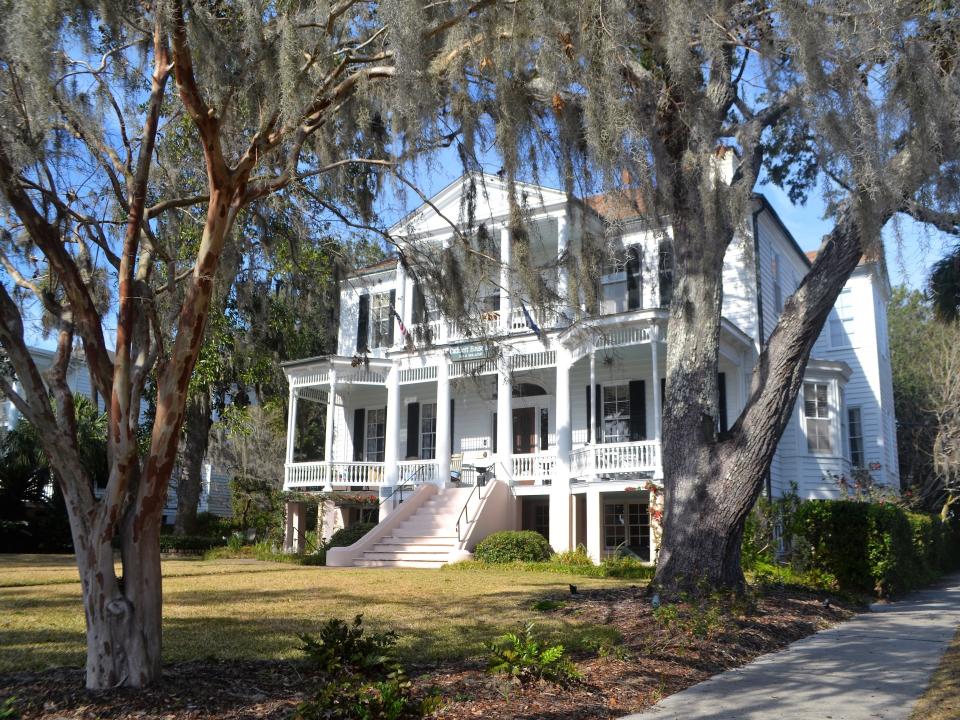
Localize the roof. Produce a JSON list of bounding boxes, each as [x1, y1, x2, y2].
[[347, 256, 397, 278], [805, 249, 880, 267], [584, 189, 647, 221]]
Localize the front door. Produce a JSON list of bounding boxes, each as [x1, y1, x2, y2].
[[512, 407, 536, 454]]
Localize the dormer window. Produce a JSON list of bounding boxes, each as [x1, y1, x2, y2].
[[370, 292, 393, 349]]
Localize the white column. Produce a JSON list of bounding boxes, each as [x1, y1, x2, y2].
[[436, 359, 451, 487], [496, 358, 513, 483], [283, 501, 294, 552], [586, 486, 602, 563], [394, 260, 407, 349], [651, 323, 663, 480], [550, 346, 572, 552], [589, 348, 597, 444], [285, 386, 298, 465], [499, 226, 512, 333], [382, 365, 400, 518], [292, 502, 305, 554], [324, 368, 337, 463], [556, 214, 570, 322]]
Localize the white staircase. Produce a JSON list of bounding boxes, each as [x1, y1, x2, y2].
[[352, 487, 473, 568]]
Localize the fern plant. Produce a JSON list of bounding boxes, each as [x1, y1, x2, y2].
[[487, 622, 579, 686]]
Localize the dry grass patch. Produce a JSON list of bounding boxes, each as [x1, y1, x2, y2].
[[0, 554, 636, 674], [911, 627, 960, 720]]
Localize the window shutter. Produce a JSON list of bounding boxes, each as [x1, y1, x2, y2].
[[660, 378, 666, 410], [406, 403, 420, 458], [540, 408, 549, 451], [492, 413, 497, 453], [356, 294, 370, 353], [629, 380, 646, 440], [450, 399, 456, 454], [718, 372, 728, 433], [595, 385, 603, 444], [627, 247, 642, 310], [352, 408, 366, 461], [412, 283, 425, 324], [387, 289, 396, 346]]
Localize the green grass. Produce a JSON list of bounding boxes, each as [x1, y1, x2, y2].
[[0, 554, 634, 673]]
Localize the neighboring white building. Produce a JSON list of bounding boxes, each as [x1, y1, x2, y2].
[[280, 172, 900, 566], [1, 346, 98, 431]]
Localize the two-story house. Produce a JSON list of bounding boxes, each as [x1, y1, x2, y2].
[[280, 171, 899, 566]]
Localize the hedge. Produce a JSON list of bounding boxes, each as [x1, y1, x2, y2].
[[159, 535, 228, 553], [473, 531, 553, 563], [794, 500, 960, 597], [328, 522, 377, 549]]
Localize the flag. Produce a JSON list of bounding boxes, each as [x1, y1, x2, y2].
[[391, 306, 409, 339], [521, 303, 542, 340]]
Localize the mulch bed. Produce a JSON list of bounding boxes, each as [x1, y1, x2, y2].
[[0, 585, 857, 720]]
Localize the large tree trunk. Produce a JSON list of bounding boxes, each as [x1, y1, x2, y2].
[[174, 392, 213, 535], [654, 206, 871, 594]]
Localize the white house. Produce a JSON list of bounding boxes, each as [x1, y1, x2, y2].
[[280, 171, 899, 566]]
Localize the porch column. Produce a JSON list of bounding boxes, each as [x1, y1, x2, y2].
[[589, 348, 597, 443], [436, 358, 451, 487], [556, 214, 571, 322], [500, 226, 512, 333], [586, 486, 602, 563], [283, 501, 294, 552], [651, 323, 663, 480], [496, 357, 513, 483], [285, 386, 299, 465], [394, 260, 407, 350], [550, 346, 572, 552], [291, 502, 306, 554], [324, 368, 337, 491], [381, 364, 400, 520]]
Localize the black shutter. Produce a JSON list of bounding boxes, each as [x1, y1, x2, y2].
[[412, 284, 425, 324], [356, 294, 369, 353], [352, 408, 366, 461], [595, 384, 603, 444], [450, 399, 456, 454], [492, 413, 497, 453], [629, 380, 646, 440], [627, 247, 642, 310], [406, 402, 420, 459], [718, 372, 728, 433], [540, 408, 549, 451], [585, 386, 591, 443], [660, 378, 666, 410], [387, 289, 396, 346]]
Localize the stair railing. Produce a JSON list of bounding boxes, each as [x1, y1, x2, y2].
[[455, 476, 492, 543]]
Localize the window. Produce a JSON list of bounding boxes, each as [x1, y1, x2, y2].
[[772, 253, 783, 313], [603, 502, 650, 561], [420, 403, 437, 460], [848, 407, 864, 468], [533, 503, 550, 539], [603, 384, 631, 443], [657, 240, 673, 307], [804, 383, 832, 454], [365, 408, 386, 461], [829, 288, 854, 348], [370, 292, 392, 348]]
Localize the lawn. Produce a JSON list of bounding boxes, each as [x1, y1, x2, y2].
[[0, 554, 633, 674]]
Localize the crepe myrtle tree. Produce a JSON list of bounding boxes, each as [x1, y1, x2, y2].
[[0, 0, 486, 689], [390, 0, 960, 592]]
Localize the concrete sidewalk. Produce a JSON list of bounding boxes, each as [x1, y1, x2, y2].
[[622, 575, 960, 720]]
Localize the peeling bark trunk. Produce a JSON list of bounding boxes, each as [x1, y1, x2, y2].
[[174, 392, 213, 535], [654, 206, 871, 594]]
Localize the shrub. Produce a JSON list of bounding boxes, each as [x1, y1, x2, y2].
[[474, 531, 552, 563], [295, 616, 441, 720], [793, 500, 950, 597], [599, 555, 656, 579], [551, 546, 594, 566], [487, 622, 579, 686], [158, 535, 227, 553], [329, 522, 377, 549]]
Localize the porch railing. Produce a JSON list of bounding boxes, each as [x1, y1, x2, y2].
[[569, 440, 661, 480], [397, 460, 439, 485], [284, 461, 387, 489], [511, 452, 556, 485]]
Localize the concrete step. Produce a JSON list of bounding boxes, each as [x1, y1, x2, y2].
[[377, 535, 457, 546], [370, 541, 455, 553], [362, 549, 451, 561], [353, 558, 445, 568]]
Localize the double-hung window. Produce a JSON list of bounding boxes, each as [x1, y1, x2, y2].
[[370, 292, 392, 349], [804, 382, 832, 454], [365, 408, 386, 462], [420, 403, 437, 460], [602, 384, 631, 443], [848, 407, 864, 467]]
